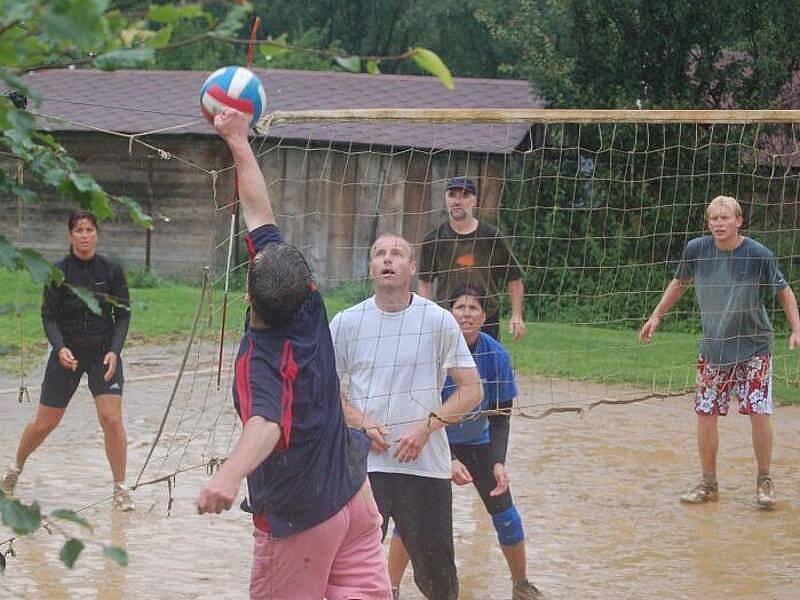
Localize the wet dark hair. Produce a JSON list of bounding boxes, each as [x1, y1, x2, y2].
[[449, 283, 487, 311], [68, 211, 98, 232], [248, 243, 315, 328]]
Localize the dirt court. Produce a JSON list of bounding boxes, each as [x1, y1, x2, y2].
[[1, 343, 799, 599]]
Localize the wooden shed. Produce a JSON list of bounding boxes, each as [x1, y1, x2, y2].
[[3, 68, 545, 286]]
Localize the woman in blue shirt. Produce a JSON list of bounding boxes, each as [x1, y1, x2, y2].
[[388, 284, 540, 599]]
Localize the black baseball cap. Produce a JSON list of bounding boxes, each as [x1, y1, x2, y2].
[[445, 176, 477, 196]]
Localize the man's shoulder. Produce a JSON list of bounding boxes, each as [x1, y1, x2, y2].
[[412, 293, 448, 312], [685, 235, 713, 254], [331, 297, 376, 325], [476, 221, 502, 238], [411, 296, 461, 331], [240, 331, 282, 375], [422, 221, 453, 242], [740, 237, 774, 258]]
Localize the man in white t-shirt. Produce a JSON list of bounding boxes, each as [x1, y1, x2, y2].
[[330, 233, 482, 600]]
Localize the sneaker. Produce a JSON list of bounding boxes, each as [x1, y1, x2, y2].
[[679, 480, 719, 504], [391, 587, 400, 600], [756, 475, 775, 508], [513, 579, 543, 600], [112, 484, 135, 512], [0, 466, 20, 497]]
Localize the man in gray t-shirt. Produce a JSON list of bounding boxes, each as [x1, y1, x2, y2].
[[639, 195, 800, 508]]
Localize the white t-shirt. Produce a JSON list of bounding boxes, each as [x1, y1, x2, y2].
[[329, 294, 476, 479]]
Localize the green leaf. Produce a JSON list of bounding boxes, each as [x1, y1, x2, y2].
[[44, 164, 69, 188], [18, 249, 60, 286], [88, 190, 115, 222], [7, 109, 36, 139], [366, 60, 381, 75], [0, 497, 42, 535], [115, 196, 153, 229], [411, 47, 454, 90], [51, 509, 94, 533], [40, 0, 108, 51], [93, 47, 155, 71], [146, 24, 173, 49], [334, 56, 361, 73], [214, 2, 252, 38], [148, 3, 204, 25], [1, 0, 39, 22], [68, 285, 102, 316], [59, 538, 84, 569], [103, 545, 128, 567]]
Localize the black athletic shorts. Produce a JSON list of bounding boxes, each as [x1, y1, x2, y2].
[[451, 442, 514, 515], [40, 348, 124, 409], [369, 472, 458, 600]]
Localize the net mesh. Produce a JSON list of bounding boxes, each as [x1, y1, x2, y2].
[[3, 108, 800, 519]]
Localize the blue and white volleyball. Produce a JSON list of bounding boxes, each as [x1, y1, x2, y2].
[[200, 66, 266, 128]]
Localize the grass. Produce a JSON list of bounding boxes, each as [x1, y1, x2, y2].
[[502, 322, 800, 404], [2, 268, 799, 404]]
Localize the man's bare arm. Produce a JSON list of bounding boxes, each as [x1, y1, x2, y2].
[[507, 278, 525, 340], [393, 366, 482, 463], [777, 286, 800, 349], [196, 416, 280, 514], [639, 278, 692, 342], [437, 366, 483, 425], [341, 389, 389, 452], [214, 108, 276, 232]]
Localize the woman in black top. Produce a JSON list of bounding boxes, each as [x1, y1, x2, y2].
[[1, 211, 134, 511]]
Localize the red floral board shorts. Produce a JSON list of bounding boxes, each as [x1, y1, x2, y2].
[[695, 353, 772, 416]]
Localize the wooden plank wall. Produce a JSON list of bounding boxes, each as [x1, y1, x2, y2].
[[1, 133, 510, 288]]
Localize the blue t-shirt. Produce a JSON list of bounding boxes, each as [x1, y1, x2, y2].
[[445, 332, 517, 445], [675, 236, 788, 367], [234, 224, 369, 538]]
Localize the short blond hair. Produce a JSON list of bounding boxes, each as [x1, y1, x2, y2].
[[706, 195, 742, 219]]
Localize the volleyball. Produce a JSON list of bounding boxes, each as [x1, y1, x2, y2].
[[199, 66, 266, 128]]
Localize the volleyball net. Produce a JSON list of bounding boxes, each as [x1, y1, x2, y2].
[[3, 107, 800, 513]]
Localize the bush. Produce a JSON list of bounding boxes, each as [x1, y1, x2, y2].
[[127, 266, 163, 289], [499, 124, 798, 331]]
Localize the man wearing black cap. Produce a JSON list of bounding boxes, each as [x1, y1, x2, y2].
[[418, 177, 526, 340]]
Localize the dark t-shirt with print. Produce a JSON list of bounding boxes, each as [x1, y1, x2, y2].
[[418, 221, 524, 318]]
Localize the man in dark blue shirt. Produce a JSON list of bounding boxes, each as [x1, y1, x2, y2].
[[196, 108, 390, 599], [640, 195, 800, 508]]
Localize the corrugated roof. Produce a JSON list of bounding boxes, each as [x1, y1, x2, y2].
[[20, 68, 545, 154]]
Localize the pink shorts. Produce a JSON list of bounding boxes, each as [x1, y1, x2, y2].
[[250, 481, 391, 600], [695, 354, 773, 416]]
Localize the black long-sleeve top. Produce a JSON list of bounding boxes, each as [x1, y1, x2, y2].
[[41, 251, 130, 355]]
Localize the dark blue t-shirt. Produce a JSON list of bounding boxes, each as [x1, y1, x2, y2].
[[234, 224, 369, 538], [444, 332, 517, 445], [675, 236, 788, 367]]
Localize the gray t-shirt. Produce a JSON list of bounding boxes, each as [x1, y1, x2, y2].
[[675, 236, 788, 367]]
